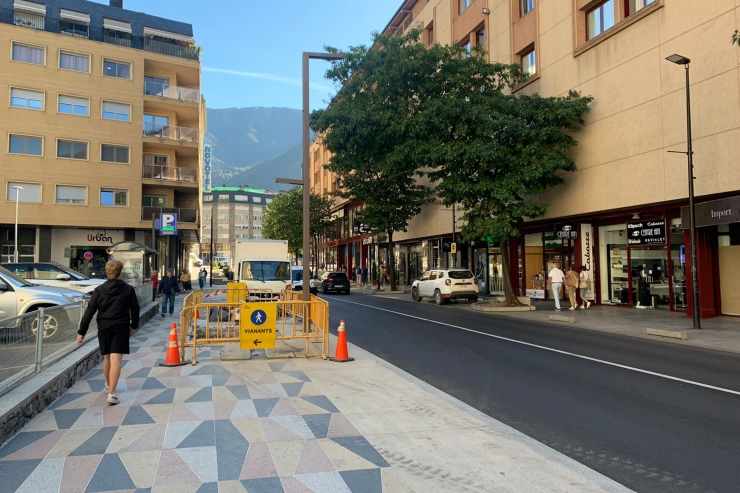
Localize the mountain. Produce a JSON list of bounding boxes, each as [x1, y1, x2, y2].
[[205, 107, 302, 188], [225, 143, 303, 192]]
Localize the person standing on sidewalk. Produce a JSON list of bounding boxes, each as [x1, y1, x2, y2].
[[361, 265, 368, 285], [565, 266, 579, 311], [158, 268, 179, 317], [547, 265, 566, 311], [579, 266, 592, 309], [76, 260, 139, 406], [198, 268, 207, 290], [150, 271, 159, 302]]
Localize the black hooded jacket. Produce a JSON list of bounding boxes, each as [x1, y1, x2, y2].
[[78, 279, 140, 336]]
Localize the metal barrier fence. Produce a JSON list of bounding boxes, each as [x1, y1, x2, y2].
[[179, 286, 330, 363], [0, 283, 155, 398]]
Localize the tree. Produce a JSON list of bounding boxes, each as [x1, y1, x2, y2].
[[262, 187, 335, 266], [419, 48, 593, 305], [310, 28, 438, 291]]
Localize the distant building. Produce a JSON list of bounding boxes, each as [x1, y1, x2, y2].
[[0, 0, 205, 277], [201, 187, 277, 259]]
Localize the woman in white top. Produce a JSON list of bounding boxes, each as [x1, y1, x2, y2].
[[579, 266, 592, 309]]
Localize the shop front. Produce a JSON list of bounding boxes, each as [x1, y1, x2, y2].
[[51, 228, 126, 279]]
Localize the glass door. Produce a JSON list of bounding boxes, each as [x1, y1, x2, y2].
[[629, 247, 670, 309]]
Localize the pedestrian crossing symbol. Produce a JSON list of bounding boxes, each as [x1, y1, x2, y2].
[[240, 303, 277, 350]]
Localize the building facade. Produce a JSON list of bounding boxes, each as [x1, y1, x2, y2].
[[311, 0, 740, 318], [201, 187, 277, 261], [0, 0, 204, 278]]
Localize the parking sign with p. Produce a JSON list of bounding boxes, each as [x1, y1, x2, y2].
[[160, 213, 178, 236]]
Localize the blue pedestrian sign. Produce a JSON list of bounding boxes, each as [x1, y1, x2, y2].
[[160, 213, 178, 236], [251, 309, 267, 325], [240, 304, 277, 349]]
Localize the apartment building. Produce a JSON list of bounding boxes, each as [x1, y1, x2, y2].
[[201, 187, 276, 260], [0, 0, 205, 278], [312, 0, 740, 318]]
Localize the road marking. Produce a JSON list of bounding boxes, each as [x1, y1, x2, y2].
[[331, 298, 740, 397]]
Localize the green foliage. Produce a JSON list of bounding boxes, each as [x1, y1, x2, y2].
[[733, 30, 740, 46], [262, 187, 335, 255]]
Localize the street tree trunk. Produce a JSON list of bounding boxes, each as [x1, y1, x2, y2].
[[388, 230, 396, 292], [499, 238, 522, 306]]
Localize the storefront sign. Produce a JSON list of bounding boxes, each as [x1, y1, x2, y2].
[[556, 224, 578, 240], [526, 289, 545, 299], [87, 230, 114, 244], [441, 238, 454, 252], [580, 223, 595, 301], [681, 195, 740, 229], [626, 219, 666, 245], [203, 144, 212, 193]]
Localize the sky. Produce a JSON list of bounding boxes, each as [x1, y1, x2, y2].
[[97, 0, 403, 111]]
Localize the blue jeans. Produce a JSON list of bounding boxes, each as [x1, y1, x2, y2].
[[162, 292, 175, 315], [199, 278, 205, 289], [152, 288, 157, 302]]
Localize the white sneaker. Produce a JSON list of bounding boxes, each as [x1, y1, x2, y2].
[[107, 394, 119, 406], [586, 301, 591, 309], [579, 305, 585, 310], [569, 307, 575, 310]]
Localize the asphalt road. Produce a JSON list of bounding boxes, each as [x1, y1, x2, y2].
[[322, 293, 740, 493]]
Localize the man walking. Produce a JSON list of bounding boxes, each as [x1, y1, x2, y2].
[[198, 268, 207, 290], [77, 260, 139, 406], [547, 264, 566, 312], [158, 268, 180, 317]]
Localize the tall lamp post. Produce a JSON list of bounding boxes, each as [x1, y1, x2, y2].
[[13, 186, 23, 263], [666, 53, 700, 330]]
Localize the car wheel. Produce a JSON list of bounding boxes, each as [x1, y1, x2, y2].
[[411, 287, 421, 302], [434, 290, 445, 306], [27, 307, 68, 342]]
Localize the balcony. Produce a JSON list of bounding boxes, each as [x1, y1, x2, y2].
[[142, 207, 198, 223], [142, 164, 197, 183], [144, 81, 200, 103], [0, 8, 199, 61], [143, 123, 199, 143]]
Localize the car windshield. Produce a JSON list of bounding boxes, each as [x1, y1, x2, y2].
[[292, 269, 313, 282], [241, 261, 290, 281], [0, 266, 34, 287], [448, 270, 475, 279], [57, 265, 88, 281]]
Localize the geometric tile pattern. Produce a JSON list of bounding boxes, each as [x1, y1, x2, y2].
[[0, 300, 389, 492]]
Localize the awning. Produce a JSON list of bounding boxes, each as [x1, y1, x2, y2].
[[13, 0, 46, 14], [178, 229, 200, 243], [143, 26, 194, 44], [103, 18, 132, 33], [60, 9, 90, 23]]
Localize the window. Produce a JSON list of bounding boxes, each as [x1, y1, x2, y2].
[[521, 0, 535, 16], [235, 195, 249, 202], [59, 52, 89, 72], [253, 196, 262, 203], [10, 88, 43, 110], [459, 0, 470, 14], [9, 135, 42, 156], [12, 43, 44, 65], [144, 154, 168, 166], [57, 140, 88, 160], [7, 182, 41, 203], [144, 75, 170, 97], [427, 24, 434, 46], [476, 28, 485, 47], [626, 0, 655, 16], [55, 185, 86, 205], [218, 195, 229, 203], [101, 144, 129, 164], [253, 216, 263, 222], [100, 189, 127, 207], [587, 0, 615, 40], [102, 101, 131, 121], [103, 59, 131, 79], [203, 195, 214, 202], [143, 114, 169, 136], [58, 95, 88, 116], [266, 198, 272, 204], [142, 195, 166, 207], [522, 48, 536, 76], [220, 214, 229, 220]]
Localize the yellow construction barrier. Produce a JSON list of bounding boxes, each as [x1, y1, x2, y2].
[[179, 289, 330, 364]]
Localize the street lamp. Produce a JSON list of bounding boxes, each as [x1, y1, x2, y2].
[[13, 186, 23, 263], [666, 53, 700, 330]]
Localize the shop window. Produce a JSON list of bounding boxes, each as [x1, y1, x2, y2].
[[599, 225, 628, 305], [626, 0, 655, 16], [1, 245, 34, 263], [670, 218, 686, 311], [521, 0, 535, 16], [587, 0, 615, 40]]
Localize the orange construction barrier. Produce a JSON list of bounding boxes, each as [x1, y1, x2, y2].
[[330, 320, 354, 363], [160, 323, 191, 367]]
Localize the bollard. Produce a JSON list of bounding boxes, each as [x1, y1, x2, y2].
[[35, 307, 45, 373]]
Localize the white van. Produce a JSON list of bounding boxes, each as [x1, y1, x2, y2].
[[238, 259, 291, 300]]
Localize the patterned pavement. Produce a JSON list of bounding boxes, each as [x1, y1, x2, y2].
[[0, 309, 389, 493]]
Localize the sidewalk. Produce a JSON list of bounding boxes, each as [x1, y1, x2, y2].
[[355, 289, 740, 355], [0, 300, 633, 493]]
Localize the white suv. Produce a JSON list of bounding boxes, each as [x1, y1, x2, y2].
[[411, 269, 479, 305]]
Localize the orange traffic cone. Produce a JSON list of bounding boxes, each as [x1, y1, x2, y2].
[[330, 320, 354, 363], [160, 323, 190, 367]]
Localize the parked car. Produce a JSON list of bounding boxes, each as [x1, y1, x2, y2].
[[0, 266, 88, 342], [318, 272, 351, 294], [213, 256, 230, 268], [291, 266, 317, 295], [411, 268, 479, 305], [189, 253, 204, 267], [3, 262, 105, 294]]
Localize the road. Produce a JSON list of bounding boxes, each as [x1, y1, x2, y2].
[[322, 294, 740, 493]]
